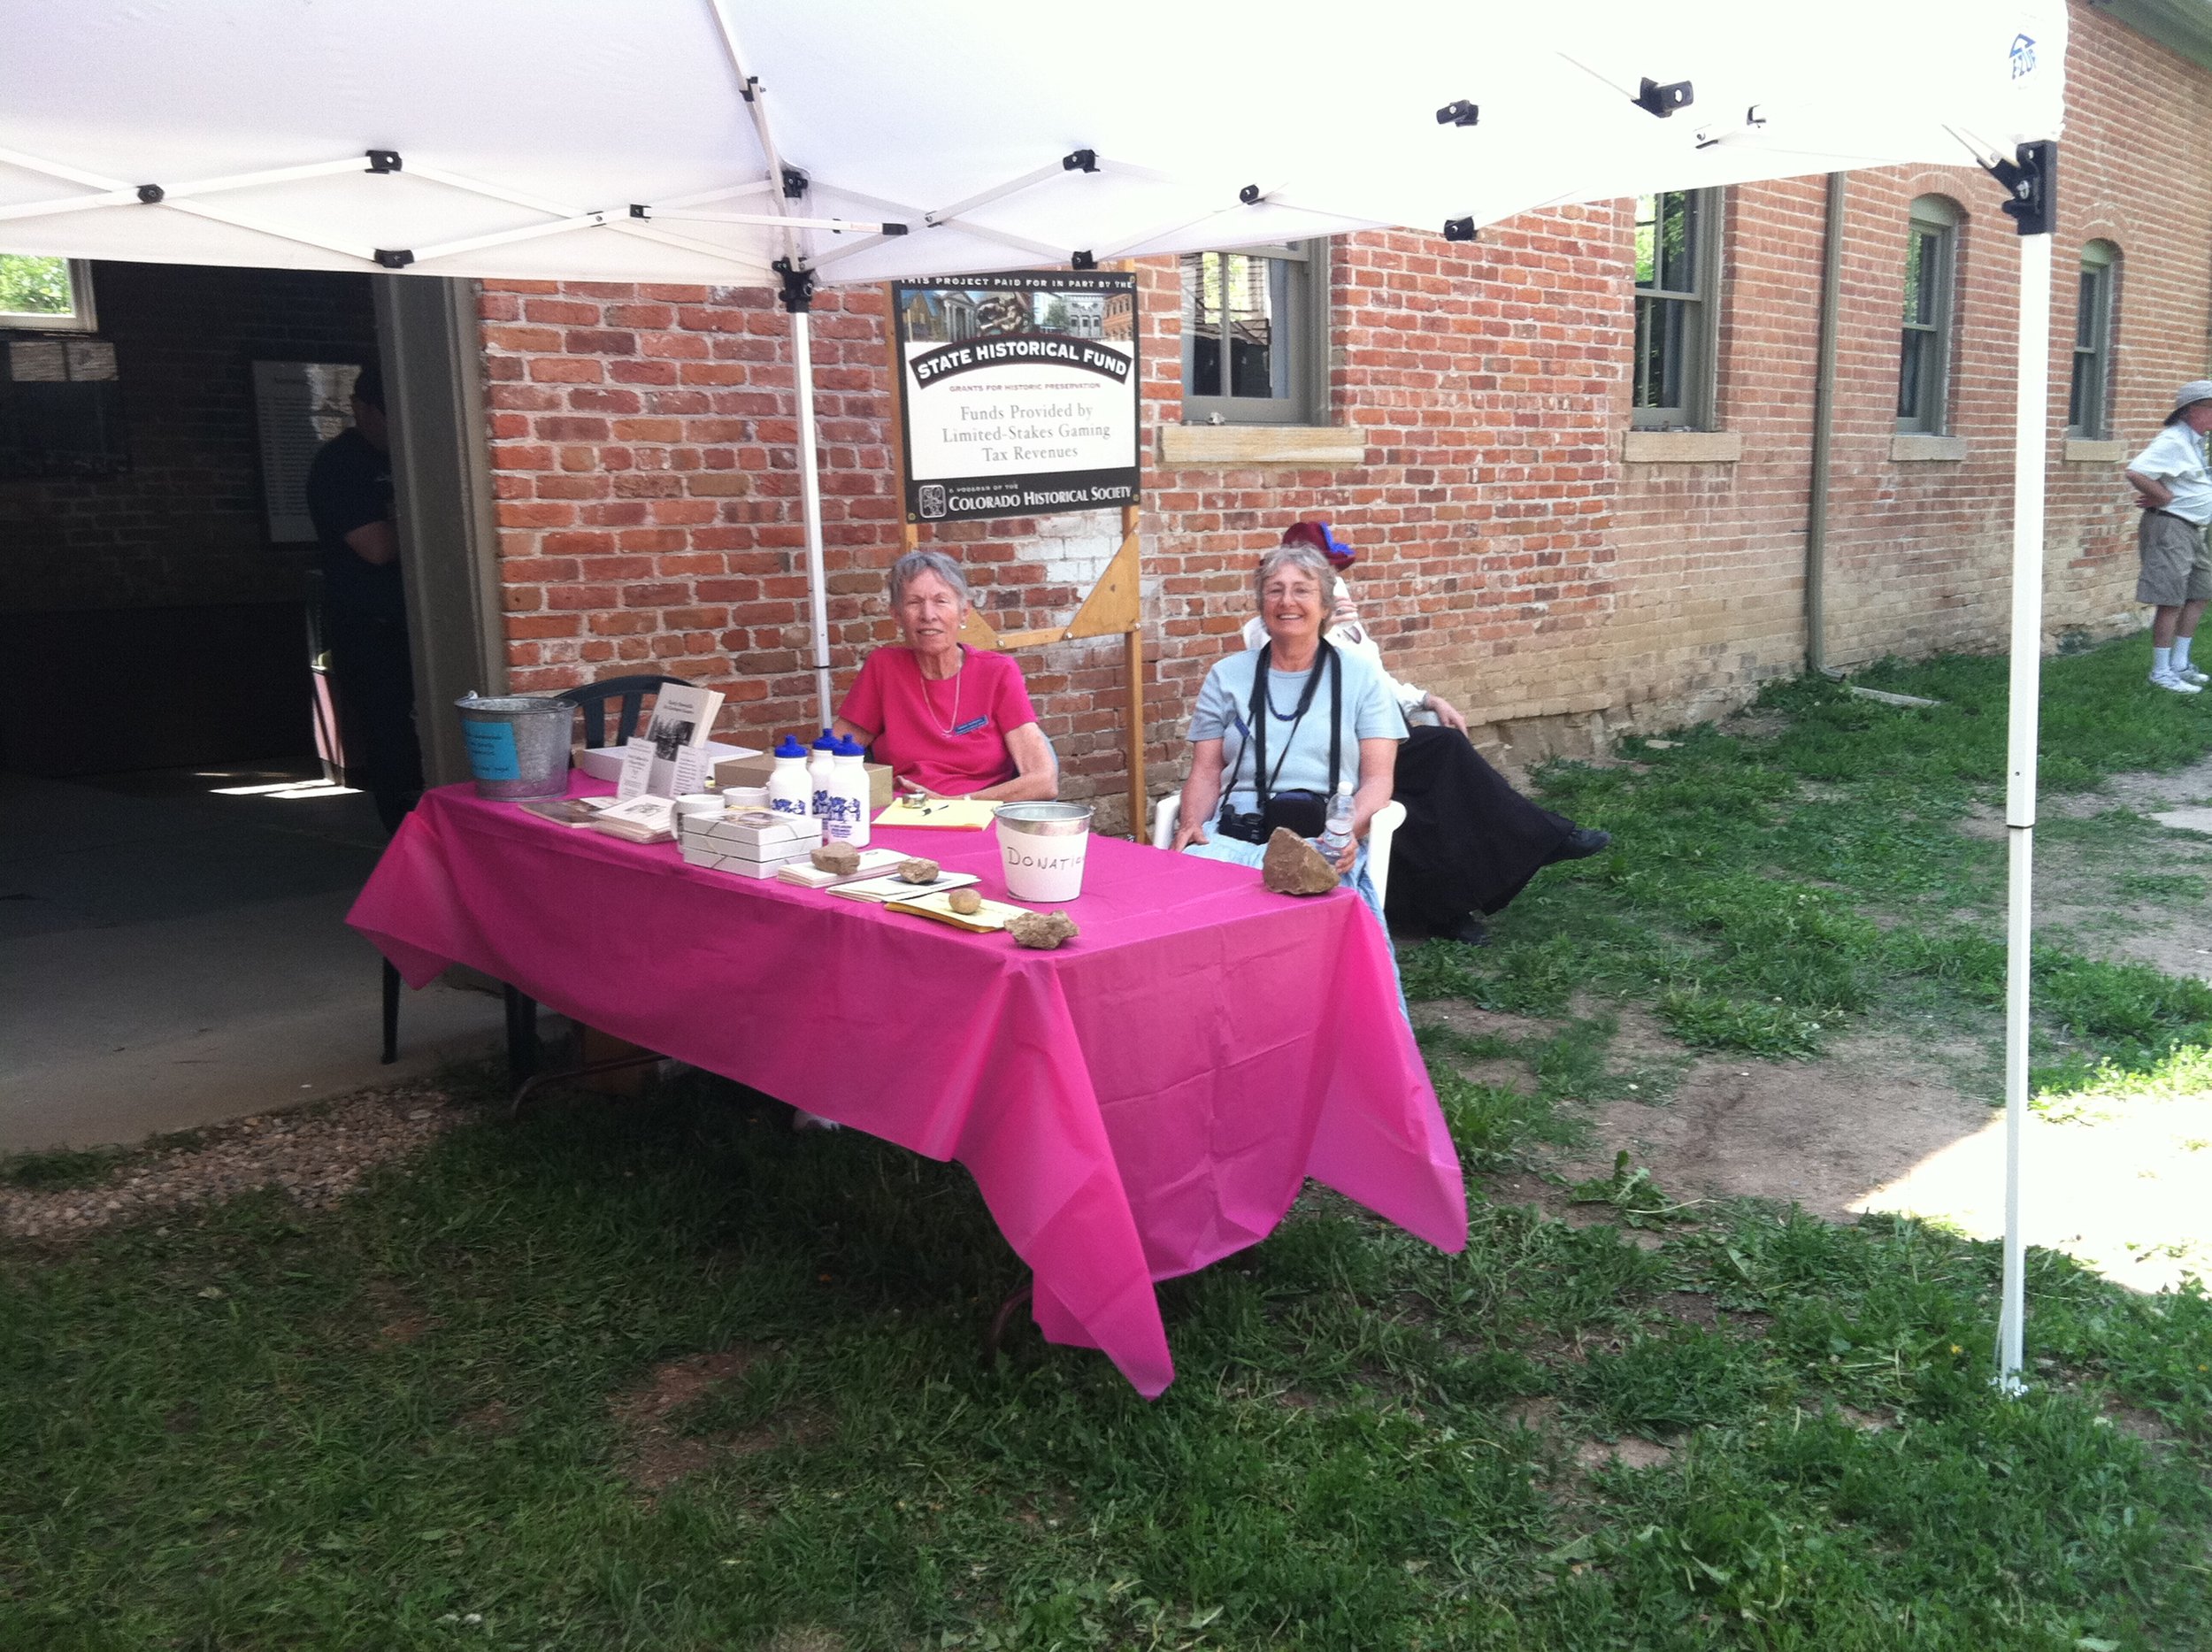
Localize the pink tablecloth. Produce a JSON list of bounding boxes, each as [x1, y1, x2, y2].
[[349, 782, 1466, 1395]]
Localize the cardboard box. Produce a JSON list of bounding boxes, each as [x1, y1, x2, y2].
[[714, 752, 893, 810], [684, 811, 815, 854]]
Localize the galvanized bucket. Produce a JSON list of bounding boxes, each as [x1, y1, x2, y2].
[[993, 801, 1093, 902], [454, 693, 572, 800]]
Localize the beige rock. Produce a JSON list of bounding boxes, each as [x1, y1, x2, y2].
[[946, 887, 983, 915], [810, 841, 860, 874], [1008, 911, 1079, 949], [1261, 827, 1340, 895], [897, 857, 941, 884]]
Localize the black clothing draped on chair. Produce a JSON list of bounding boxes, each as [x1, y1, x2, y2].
[[1384, 726, 1575, 934]]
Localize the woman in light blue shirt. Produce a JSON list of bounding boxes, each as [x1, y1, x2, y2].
[[1172, 540, 1405, 923]]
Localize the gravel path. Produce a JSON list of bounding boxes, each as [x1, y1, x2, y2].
[[0, 1081, 469, 1241]]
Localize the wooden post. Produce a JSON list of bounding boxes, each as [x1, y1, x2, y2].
[[1118, 504, 1145, 836]]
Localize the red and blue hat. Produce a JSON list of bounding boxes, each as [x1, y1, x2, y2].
[[1280, 519, 1356, 570]]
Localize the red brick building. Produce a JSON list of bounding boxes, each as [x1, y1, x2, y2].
[[473, 0, 2211, 832]]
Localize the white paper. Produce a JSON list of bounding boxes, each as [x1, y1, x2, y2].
[[616, 736, 656, 800]]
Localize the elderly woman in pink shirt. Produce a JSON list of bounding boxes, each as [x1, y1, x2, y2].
[[833, 549, 1058, 801]]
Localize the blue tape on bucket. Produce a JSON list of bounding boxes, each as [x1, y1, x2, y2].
[[465, 720, 521, 781]]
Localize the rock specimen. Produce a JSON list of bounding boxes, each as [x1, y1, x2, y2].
[[810, 841, 860, 874], [1008, 911, 1079, 949], [946, 887, 983, 915], [897, 857, 941, 884], [1261, 826, 1340, 895]]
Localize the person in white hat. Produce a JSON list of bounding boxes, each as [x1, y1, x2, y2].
[[2123, 380, 2212, 693]]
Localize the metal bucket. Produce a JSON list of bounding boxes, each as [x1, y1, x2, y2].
[[994, 802, 1093, 902], [454, 693, 572, 800]]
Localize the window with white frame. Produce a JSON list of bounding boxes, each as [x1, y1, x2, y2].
[[1896, 197, 1959, 434], [1179, 241, 1327, 425], [0, 255, 96, 332], [2069, 241, 2117, 441], [1632, 188, 1721, 429]]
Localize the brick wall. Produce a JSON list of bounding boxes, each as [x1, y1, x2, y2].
[[0, 260, 378, 615], [478, 1, 2212, 829]]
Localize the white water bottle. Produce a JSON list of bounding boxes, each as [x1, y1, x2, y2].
[[766, 735, 811, 818], [1318, 780, 1356, 861], [833, 737, 871, 846], [808, 731, 841, 838]]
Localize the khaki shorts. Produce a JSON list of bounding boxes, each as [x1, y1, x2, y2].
[[2137, 511, 2212, 606]]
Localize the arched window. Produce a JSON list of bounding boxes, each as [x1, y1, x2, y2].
[[1632, 188, 1724, 429], [1897, 196, 1960, 434], [2069, 241, 2118, 440]]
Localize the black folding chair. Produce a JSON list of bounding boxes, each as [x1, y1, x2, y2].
[[379, 674, 695, 1073]]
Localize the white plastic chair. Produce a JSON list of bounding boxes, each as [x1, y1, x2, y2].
[[1150, 794, 1405, 910]]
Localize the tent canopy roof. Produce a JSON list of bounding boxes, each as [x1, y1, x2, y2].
[[2, 1, 2064, 288]]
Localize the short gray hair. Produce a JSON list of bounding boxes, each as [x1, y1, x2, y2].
[[887, 549, 970, 609], [1253, 542, 1338, 620]]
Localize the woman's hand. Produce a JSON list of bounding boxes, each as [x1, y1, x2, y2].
[[1326, 835, 1357, 874], [1424, 694, 1470, 734], [1171, 815, 1212, 853]]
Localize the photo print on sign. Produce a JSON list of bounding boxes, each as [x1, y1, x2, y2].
[[893, 271, 1140, 525]]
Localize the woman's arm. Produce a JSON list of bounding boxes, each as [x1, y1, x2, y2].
[[1171, 738, 1227, 851], [1333, 735, 1400, 872], [961, 721, 1058, 803], [830, 715, 875, 747]]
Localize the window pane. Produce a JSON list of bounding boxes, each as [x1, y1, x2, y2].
[[2070, 350, 2091, 429], [1898, 332, 1924, 420], [1180, 252, 1221, 398], [1632, 294, 1689, 411], [1901, 234, 1924, 325], [2075, 271, 2098, 350], [1635, 193, 1696, 296], [1223, 252, 1287, 400], [0, 254, 78, 319]]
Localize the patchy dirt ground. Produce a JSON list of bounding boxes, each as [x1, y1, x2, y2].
[[1965, 751, 2212, 985], [1425, 758, 2212, 1295], [0, 1080, 465, 1241]]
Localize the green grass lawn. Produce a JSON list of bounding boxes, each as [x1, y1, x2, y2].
[[5, 634, 2212, 1650]]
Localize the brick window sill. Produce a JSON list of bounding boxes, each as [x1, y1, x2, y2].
[[1623, 430, 1743, 464], [1891, 434, 1969, 462], [2063, 438, 2125, 464], [1156, 424, 1367, 467]]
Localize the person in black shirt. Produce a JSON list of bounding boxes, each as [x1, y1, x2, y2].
[[305, 361, 422, 833]]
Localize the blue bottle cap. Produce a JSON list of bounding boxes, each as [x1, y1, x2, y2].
[[812, 728, 840, 750], [837, 736, 864, 757], [774, 735, 807, 758]]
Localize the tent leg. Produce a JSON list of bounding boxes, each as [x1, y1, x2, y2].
[[790, 306, 834, 731], [1997, 228, 2052, 1396]]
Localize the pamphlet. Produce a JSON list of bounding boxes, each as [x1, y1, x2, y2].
[[588, 795, 679, 843], [826, 870, 981, 904], [873, 795, 999, 831], [616, 736, 657, 800], [883, 889, 1031, 933], [517, 797, 610, 828], [775, 847, 910, 888]]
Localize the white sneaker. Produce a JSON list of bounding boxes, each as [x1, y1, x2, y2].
[[2177, 664, 2211, 686], [2149, 668, 2203, 694]]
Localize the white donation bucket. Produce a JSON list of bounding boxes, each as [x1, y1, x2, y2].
[[994, 803, 1093, 903]]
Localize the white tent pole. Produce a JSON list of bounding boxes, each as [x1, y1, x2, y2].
[[790, 305, 834, 730], [1998, 226, 2053, 1395]]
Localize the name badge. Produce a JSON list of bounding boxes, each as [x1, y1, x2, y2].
[[949, 715, 988, 736]]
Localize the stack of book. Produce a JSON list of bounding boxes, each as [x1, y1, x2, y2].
[[678, 808, 816, 879]]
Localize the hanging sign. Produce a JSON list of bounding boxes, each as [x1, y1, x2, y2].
[[892, 271, 1139, 524]]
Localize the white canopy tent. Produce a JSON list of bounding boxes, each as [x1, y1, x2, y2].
[[2, 0, 2066, 1383]]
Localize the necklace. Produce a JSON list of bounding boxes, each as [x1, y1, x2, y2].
[[1264, 664, 1314, 721], [918, 651, 964, 734]]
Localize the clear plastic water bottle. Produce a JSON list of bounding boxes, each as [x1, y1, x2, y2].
[[1317, 780, 1356, 862]]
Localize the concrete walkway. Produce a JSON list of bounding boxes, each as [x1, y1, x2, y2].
[[1, 765, 505, 1151]]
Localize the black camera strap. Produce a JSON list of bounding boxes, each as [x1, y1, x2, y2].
[[1244, 640, 1341, 817]]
